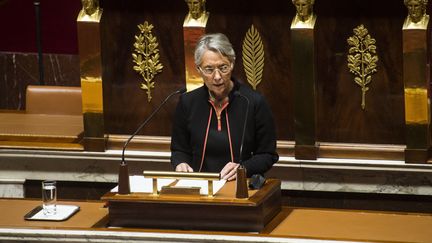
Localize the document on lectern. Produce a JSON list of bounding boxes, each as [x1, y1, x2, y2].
[[110, 175, 226, 195], [111, 175, 175, 193]]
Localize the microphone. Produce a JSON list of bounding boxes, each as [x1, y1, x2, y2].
[[118, 87, 186, 194], [234, 91, 250, 165], [234, 91, 250, 198]]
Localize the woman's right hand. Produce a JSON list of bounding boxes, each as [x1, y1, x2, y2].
[[175, 162, 194, 172]]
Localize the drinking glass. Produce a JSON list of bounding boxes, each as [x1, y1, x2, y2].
[[42, 180, 57, 215]]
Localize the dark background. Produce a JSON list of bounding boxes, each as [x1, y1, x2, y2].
[[1, 0, 431, 145]]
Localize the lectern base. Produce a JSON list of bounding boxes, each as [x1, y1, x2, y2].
[[102, 179, 281, 232]]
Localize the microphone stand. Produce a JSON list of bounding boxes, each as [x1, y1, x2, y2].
[[34, 0, 44, 85], [234, 91, 249, 199], [118, 87, 186, 194]]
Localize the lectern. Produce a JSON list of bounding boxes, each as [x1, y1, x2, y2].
[[102, 179, 281, 232]]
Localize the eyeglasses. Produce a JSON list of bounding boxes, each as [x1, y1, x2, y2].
[[198, 64, 232, 75]]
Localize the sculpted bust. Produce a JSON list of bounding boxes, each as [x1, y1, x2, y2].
[[186, 0, 205, 20], [78, 0, 101, 22], [403, 0, 429, 29], [291, 0, 316, 28], [184, 0, 209, 26]]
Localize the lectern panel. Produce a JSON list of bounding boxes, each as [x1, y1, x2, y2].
[[103, 179, 281, 232]]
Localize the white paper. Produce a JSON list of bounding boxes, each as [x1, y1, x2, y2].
[[111, 175, 175, 193], [174, 179, 226, 195], [30, 205, 79, 221]]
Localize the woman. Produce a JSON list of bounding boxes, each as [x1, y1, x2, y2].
[[170, 33, 278, 181]]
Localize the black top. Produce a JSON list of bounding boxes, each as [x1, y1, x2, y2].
[[170, 79, 278, 176]]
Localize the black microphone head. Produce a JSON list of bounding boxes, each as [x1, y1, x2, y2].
[[234, 91, 241, 97]]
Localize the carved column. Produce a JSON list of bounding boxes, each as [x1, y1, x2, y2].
[[403, 15, 431, 163], [77, 6, 106, 152], [183, 1, 209, 91], [291, 15, 319, 160]]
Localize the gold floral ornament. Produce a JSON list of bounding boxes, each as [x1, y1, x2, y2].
[[132, 21, 164, 102], [347, 24, 378, 110], [242, 25, 265, 90]]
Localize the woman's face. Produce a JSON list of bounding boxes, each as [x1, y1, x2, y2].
[[198, 50, 233, 101]]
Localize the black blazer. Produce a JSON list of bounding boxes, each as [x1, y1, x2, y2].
[[170, 79, 278, 176]]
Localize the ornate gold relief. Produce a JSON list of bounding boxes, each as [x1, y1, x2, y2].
[[242, 25, 264, 90], [347, 24, 378, 110], [132, 21, 163, 102]]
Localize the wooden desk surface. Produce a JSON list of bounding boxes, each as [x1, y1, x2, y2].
[[0, 199, 107, 228], [0, 113, 84, 150], [0, 198, 431, 242], [0, 113, 83, 138], [268, 207, 432, 243]]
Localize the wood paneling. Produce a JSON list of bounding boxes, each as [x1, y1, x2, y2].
[[0, 53, 80, 110], [0, 0, 422, 150], [315, 0, 407, 144], [99, 0, 426, 146], [100, 0, 186, 136], [100, 0, 294, 139]]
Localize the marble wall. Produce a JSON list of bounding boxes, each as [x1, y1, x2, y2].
[[1, 149, 432, 197], [0, 178, 24, 198], [1, 149, 431, 212], [0, 52, 80, 110]]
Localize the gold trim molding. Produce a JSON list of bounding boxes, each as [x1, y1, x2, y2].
[[347, 24, 378, 110], [132, 21, 164, 102], [242, 25, 264, 90]]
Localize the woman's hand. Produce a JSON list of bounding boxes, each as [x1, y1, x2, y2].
[[220, 162, 239, 181], [175, 162, 194, 172]]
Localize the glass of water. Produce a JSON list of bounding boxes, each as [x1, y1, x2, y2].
[[42, 180, 57, 215]]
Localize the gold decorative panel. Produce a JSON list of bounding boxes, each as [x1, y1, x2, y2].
[[132, 21, 164, 102], [347, 24, 378, 110], [242, 25, 264, 90]]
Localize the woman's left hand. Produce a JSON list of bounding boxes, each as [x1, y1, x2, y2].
[[220, 162, 240, 181]]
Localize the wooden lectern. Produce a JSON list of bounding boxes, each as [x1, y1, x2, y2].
[[102, 179, 281, 232]]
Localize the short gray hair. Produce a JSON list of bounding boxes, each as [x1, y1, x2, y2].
[[194, 33, 236, 66]]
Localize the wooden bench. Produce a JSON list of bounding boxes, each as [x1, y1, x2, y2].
[[26, 85, 83, 115], [0, 85, 84, 150]]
